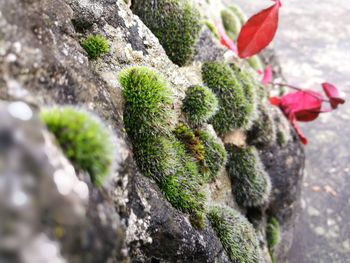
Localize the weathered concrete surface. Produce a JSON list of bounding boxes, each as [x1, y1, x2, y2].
[[226, 0, 350, 262]]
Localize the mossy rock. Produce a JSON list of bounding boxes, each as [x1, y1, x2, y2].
[[226, 144, 271, 207], [221, 9, 241, 40], [80, 34, 109, 59], [182, 85, 218, 126], [208, 206, 263, 263], [131, 0, 201, 66], [40, 106, 113, 186], [201, 62, 255, 134], [119, 66, 175, 141], [196, 128, 227, 182]]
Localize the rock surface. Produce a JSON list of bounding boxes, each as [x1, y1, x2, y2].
[[0, 0, 305, 262]]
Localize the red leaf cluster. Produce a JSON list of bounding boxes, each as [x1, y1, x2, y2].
[[237, 0, 282, 58], [270, 84, 345, 145]]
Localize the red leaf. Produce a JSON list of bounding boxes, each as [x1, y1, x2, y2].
[[269, 96, 281, 106], [216, 23, 238, 55], [262, 65, 272, 85], [237, 0, 281, 58], [322, 82, 345, 109], [279, 90, 323, 122], [290, 117, 308, 144]]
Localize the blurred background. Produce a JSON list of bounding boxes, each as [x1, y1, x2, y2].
[[227, 0, 350, 262]]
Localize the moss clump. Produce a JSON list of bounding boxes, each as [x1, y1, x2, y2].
[[208, 206, 263, 263], [120, 66, 206, 228], [158, 139, 206, 227], [80, 34, 109, 59], [247, 104, 276, 147], [182, 85, 218, 126], [228, 4, 247, 25], [266, 217, 281, 263], [247, 56, 264, 71], [119, 66, 175, 140], [226, 144, 271, 207], [174, 123, 205, 162], [196, 129, 227, 182], [221, 9, 241, 40], [230, 63, 257, 123], [201, 62, 255, 134], [41, 106, 113, 186], [132, 136, 180, 182], [131, 0, 201, 66]]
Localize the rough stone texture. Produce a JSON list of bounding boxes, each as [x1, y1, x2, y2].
[[0, 101, 126, 263], [0, 0, 305, 262], [257, 108, 305, 262]]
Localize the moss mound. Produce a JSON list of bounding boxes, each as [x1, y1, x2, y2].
[[247, 104, 276, 147], [131, 0, 201, 66], [119, 66, 175, 140], [120, 66, 206, 228], [196, 128, 227, 182], [226, 144, 271, 207], [182, 85, 218, 126], [266, 217, 281, 263], [41, 106, 113, 186], [174, 123, 205, 162], [81, 34, 109, 59], [208, 206, 263, 263], [221, 9, 241, 40], [201, 62, 255, 134]]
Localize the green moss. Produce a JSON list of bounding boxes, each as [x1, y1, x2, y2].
[[201, 62, 254, 134], [208, 206, 263, 263], [80, 34, 109, 59], [182, 85, 218, 126], [41, 106, 113, 186], [266, 217, 281, 249], [247, 56, 264, 71], [247, 104, 276, 147], [266, 217, 281, 263], [131, 0, 201, 66], [226, 144, 271, 207], [119, 66, 175, 141], [203, 20, 220, 39], [196, 128, 227, 182], [174, 123, 205, 162], [132, 136, 180, 182], [189, 211, 206, 230], [221, 9, 241, 40], [276, 130, 287, 146], [159, 140, 206, 214], [120, 66, 206, 227], [228, 4, 247, 25], [230, 63, 257, 123]]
